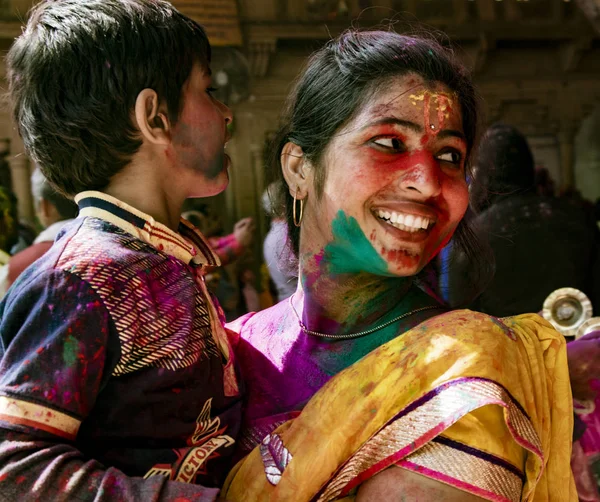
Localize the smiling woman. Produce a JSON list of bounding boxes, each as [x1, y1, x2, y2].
[[223, 30, 577, 501]]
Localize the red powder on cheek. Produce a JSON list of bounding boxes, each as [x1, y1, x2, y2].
[[370, 229, 377, 242], [430, 233, 454, 259], [381, 248, 419, 269]]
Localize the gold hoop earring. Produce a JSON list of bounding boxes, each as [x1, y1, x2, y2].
[[293, 189, 304, 227]]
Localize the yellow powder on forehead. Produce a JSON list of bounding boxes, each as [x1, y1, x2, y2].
[[408, 90, 455, 120]]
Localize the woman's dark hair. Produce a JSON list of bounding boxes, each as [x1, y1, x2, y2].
[[268, 29, 492, 302], [7, 0, 211, 196]]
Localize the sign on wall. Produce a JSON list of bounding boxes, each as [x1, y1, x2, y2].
[[171, 0, 243, 46]]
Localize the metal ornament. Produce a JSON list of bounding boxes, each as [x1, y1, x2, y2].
[[576, 317, 600, 340], [292, 189, 304, 227], [290, 295, 442, 340], [542, 287, 593, 338]]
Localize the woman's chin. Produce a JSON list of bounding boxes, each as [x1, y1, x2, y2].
[[378, 248, 423, 277]]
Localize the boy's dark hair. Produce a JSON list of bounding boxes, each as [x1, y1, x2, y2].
[[7, 0, 211, 196]]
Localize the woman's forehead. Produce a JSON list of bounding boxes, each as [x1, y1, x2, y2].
[[364, 76, 455, 116], [336, 78, 461, 137]]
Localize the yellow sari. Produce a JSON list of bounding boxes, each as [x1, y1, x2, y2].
[[224, 311, 576, 501]]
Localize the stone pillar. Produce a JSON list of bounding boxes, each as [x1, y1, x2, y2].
[[558, 128, 576, 191], [9, 152, 34, 222]]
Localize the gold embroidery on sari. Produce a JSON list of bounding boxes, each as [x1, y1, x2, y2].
[[317, 378, 540, 501], [400, 441, 523, 502]]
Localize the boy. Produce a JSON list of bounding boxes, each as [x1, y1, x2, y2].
[[0, 1, 242, 499]]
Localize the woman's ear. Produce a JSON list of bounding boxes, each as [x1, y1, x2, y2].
[[281, 142, 311, 199], [134, 88, 171, 146]]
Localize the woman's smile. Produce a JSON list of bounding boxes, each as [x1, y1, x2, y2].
[[303, 73, 469, 277]]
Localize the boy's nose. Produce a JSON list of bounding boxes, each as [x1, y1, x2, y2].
[[220, 101, 233, 126]]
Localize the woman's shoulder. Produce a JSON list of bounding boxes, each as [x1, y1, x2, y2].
[[226, 299, 297, 344], [427, 308, 563, 346], [405, 309, 567, 382]]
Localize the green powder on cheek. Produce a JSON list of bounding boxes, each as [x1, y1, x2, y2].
[[325, 211, 389, 276]]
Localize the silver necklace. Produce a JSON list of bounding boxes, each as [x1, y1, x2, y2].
[[289, 295, 443, 340]]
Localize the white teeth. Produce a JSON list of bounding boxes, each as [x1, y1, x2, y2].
[[375, 209, 433, 232]]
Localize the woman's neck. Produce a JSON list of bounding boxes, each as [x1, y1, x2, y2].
[[296, 249, 418, 335]]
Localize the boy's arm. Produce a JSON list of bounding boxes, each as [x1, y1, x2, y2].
[[0, 270, 219, 501], [0, 428, 220, 501], [0, 428, 220, 500]]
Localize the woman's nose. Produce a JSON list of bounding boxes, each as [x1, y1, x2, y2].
[[399, 152, 442, 199]]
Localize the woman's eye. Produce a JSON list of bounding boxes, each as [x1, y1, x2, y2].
[[437, 151, 462, 165], [372, 138, 404, 151]]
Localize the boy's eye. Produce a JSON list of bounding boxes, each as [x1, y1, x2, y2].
[[437, 151, 462, 164], [372, 137, 404, 150]]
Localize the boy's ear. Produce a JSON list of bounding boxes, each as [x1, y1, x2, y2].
[[281, 142, 312, 199], [134, 89, 171, 146]]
